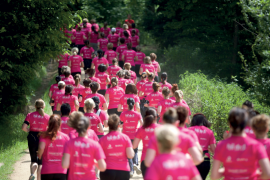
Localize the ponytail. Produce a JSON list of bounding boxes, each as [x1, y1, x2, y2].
[[65, 85, 73, 95], [68, 112, 89, 137], [127, 98, 135, 110], [71, 47, 79, 56], [74, 74, 81, 86], [39, 115, 61, 140], [146, 70, 154, 81], [174, 90, 183, 102], [97, 49, 103, 59], [35, 99, 45, 116], [111, 77, 118, 87], [143, 108, 157, 128]]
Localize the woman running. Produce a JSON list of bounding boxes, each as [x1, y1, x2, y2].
[[107, 58, 122, 87], [99, 114, 134, 180], [96, 64, 110, 96], [22, 99, 50, 180], [62, 113, 106, 180], [86, 68, 101, 84], [85, 82, 107, 110], [48, 76, 62, 99], [211, 107, 270, 180], [57, 85, 79, 113], [115, 22, 123, 35], [157, 87, 175, 124], [68, 47, 84, 77], [79, 78, 92, 113], [89, 25, 99, 51], [80, 40, 94, 73], [136, 72, 148, 116], [100, 22, 111, 38], [131, 30, 139, 51], [122, 44, 138, 71], [118, 84, 140, 113], [116, 38, 127, 68], [97, 32, 109, 52], [144, 108, 203, 167], [81, 19, 91, 39], [139, 56, 155, 75], [144, 125, 202, 180], [104, 43, 117, 65], [189, 113, 216, 180], [119, 24, 131, 37], [122, 31, 132, 45], [91, 49, 109, 74], [58, 53, 69, 75], [123, 70, 134, 84], [50, 81, 65, 115], [60, 66, 74, 80], [170, 84, 187, 104], [159, 72, 172, 91], [124, 63, 137, 83], [135, 46, 145, 78], [120, 98, 143, 177], [105, 77, 125, 116], [133, 108, 160, 177], [139, 71, 155, 100], [60, 103, 74, 135], [62, 69, 75, 85], [108, 28, 120, 51], [90, 19, 99, 31], [144, 82, 163, 112], [37, 115, 70, 180], [149, 53, 161, 82], [116, 70, 128, 90], [129, 23, 140, 36], [244, 110, 257, 139], [72, 26, 87, 52]]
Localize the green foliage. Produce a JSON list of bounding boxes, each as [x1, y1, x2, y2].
[[179, 72, 269, 140]]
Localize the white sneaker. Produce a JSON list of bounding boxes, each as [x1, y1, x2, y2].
[[130, 171, 134, 178], [133, 164, 142, 175], [96, 173, 100, 179]]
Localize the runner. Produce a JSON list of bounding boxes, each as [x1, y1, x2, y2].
[[150, 53, 161, 82], [129, 23, 140, 36], [62, 113, 106, 180], [73, 26, 87, 52], [242, 100, 254, 110], [135, 46, 145, 78], [157, 87, 175, 124], [139, 57, 155, 75], [91, 49, 109, 74], [124, 63, 137, 83], [144, 82, 163, 113], [116, 38, 128, 68], [122, 31, 132, 45], [60, 66, 74, 81], [80, 18, 92, 29], [105, 77, 125, 116], [100, 22, 111, 38], [119, 24, 131, 37], [118, 84, 140, 113], [60, 103, 74, 135], [189, 113, 216, 180], [72, 74, 84, 111], [136, 72, 148, 117], [123, 70, 134, 84], [139, 71, 155, 109], [48, 76, 61, 99], [131, 30, 139, 51], [107, 58, 122, 88], [120, 98, 143, 177], [244, 110, 257, 139], [86, 68, 101, 84], [80, 40, 94, 73], [99, 114, 134, 180], [58, 53, 69, 75], [170, 84, 187, 104], [90, 19, 100, 31], [78, 78, 92, 114], [116, 70, 128, 90], [68, 47, 84, 78], [122, 44, 137, 71], [50, 81, 65, 115], [37, 115, 69, 180], [211, 107, 270, 180], [133, 108, 160, 177], [96, 64, 110, 96], [62, 69, 75, 85], [144, 125, 201, 180], [85, 82, 108, 110], [97, 32, 109, 52], [115, 22, 123, 35], [21, 99, 50, 180], [56, 85, 79, 113], [124, 15, 135, 29], [159, 72, 172, 91], [104, 43, 117, 65], [107, 28, 120, 51], [81, 19, 91, 40], [89, 25, 99, 51]]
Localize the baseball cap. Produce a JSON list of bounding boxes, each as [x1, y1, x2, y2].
[[111, 28, 116, 32], [58, 81, 66, 86]]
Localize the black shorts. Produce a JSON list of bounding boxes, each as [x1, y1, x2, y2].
[[196, 158, 210, 180], [98, 89, 106, 96], [53, 110, 61, 115], [98, 135, 104, 139], [41, 174, 66, 180], [76, 44, 84, 52], [141, 160, 147, 178], [132, 47, 137, 52], [83, 58, 92, 70], [113, 47, 117, 51], [78, 107, 85, 113], [70, 43, 76, 48], [58, 68, 62, 75], [154, 75, 159, 82], [119, 61, 124, 69], [71, 72, 81, 78], [131, 66, 135, 72], [100, 169, 130, 180], [135, 65, 141, 77], [108, 108, 121, 116], [27, 131, 42, 165]]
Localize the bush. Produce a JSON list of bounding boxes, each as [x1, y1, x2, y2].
[[179, 72, 270, 140]]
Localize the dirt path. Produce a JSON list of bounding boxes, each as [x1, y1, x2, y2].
[[10, 66, 144, 180]]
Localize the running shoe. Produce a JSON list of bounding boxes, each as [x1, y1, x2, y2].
[[29, 175, 35, 180], [130, 171, 134, 178], [133, 164, 142, 175], [96, 173, 100, 179]]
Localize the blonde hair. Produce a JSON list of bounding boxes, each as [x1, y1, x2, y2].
[[84, 98, 95, 110], [111, 77, 118, 87], [61, 66, 71, 74], [150, 53, 157, 60], [68, 111, 89, 136], [146, 70, 155, 81], [252, 114, 270, 135], [35, 99, 45, 116], [82, 18, 89, 23], [71, 47, 79, 56], [123, 24, 128, 30], [155, 125, 179, 153], [91, 19, 96, 23], [74, 74, 81, 86], [124, 63, 131, 70], [107, 43, 113, 50], [174, 90, 183, 102], [112, 58, 118, 65], [144, 56, 151, 64]]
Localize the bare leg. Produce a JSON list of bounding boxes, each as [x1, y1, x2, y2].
[[29, 163, 38, 180], [37, 165, 42, 180]]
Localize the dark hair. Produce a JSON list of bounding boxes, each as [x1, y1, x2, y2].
[[152, 82, 160, 92], [55, 76, 61, 83], [97, 49, 104, 59], [111, 77, 118, 87], [143, 108, 157, 128], [86, 68, 95, 77], [84, 40, 90, 46], [120, 38, 125, 44], [40, 115, 61, 140], [161, 72, 167, 85], [98, 64, 107, 72], [64, 70, 71, 78], [83, 78, 91, 87], [91, 25, 98, 34], [132, 23, 136, 28], [100, 32, 105, 38], [176, 106, 188, 125], [131, 29, 136, 35], [65, 85, 73, 95], [141, 72, 147, 79], [117, 70, 125, 78], [125, 84, 138, 94], [90, 82, 99, 93], [127, 43, 132, 50], [61, 103, 71, 116], [91, 96, 100, 111], [171, 84, 178, 94], [124, 70, 131, 79], [123, 31, 129, 38], [77, 26, 82, 31], [127, 98, 135, 110], [228, 107, 248, 135], [163, 108, 178, 124], [191, 113, 210, 128], [146, 71, 155, 81], [112, 58, 118, 65], [108, 114, 120, 131], [162, 87, 170, 97], [68, 112, 89, 136], [242, 100, 254, 109]]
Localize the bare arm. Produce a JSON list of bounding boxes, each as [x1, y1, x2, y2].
[[139, 67, 143, 75], [157, 105, 162, 115], [68, 61, 71, 67], [259, 158, 270, 179], [81, 61, 84, 68], [56, 103, 61, 111], [21, 123, 29, 133], [210, 160, 223, 180], [126, 147, 135, 159], [75, 100, 79, 111], [103, 102, 108, 111], [209, 144, 216, 154], [37, 141, 46, 159], [135, 102, 140, 113], [144, 149, 156, 167], [97, 159, 106, 172], [97, 42, 100, 49], [117, 104, 122, 112], [62, 153, 70, 169], [132, 138, 141, 149], [105, 94, 109, 103], [122, 55, 125, 62], [97, 123, 104, 133], [157, 64, 161, 72], [192, 175, 202, 180], [188, 146, 204, 165], [139, 91, 144, 97], [91, 63, 94, 69]]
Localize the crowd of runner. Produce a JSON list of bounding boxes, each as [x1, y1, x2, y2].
[[21, 15, 270, 180]]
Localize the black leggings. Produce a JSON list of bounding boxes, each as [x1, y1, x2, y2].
[[119, 61, 124, 69], [98, 89, 106, 96], [41, 174, 66, 180], [27, 132, 42, 165], [108, 108, 121, 116], [78, 107, 85, 113], [196, 158, 210, 180], [141, 160, 147, 178], [100, 169, 130, 180]]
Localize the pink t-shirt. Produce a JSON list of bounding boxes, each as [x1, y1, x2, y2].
[[92, 57, 108, 74], [214, 136, 268, 180], [245, 126, 256, 139], [95, 72, 109, 90], [189, 126, 215, 151], [62, 77, 75, 85], [108, 34, 120, 47], [120, 30, 131, 37], [104, 50, 117, 64], [119, 94, 140, 111], [80, 87, 92, 108], [95, 109, 108, 135], [60, 75, 74, 81], [72, 84, 84, 97], [135, 52, 146, 65], [91, 23, 99, 31], [169, 97, 187, 105], [69, 129, 99, 141], [105, 86, 125, 109], [118, 78, 128, 90], [24, 112, 50, 132], [61, 117, 74, 135], [99, 131, 132, 171], [131, 35, 139, 47], [170, 102, 191, 116], [145, 153, 200, 180], [116, 27, 123, 35], [157, 98, 175, 124], [85, 93, 106, 109], [58, 95, 78, 113], [80, 46, 94, 59], [49, 83, 59, 94], [63, 137, 105, 180], [145, 91, 163, 109], [81, 27, 90, 37], [73, 31, 85, 45], [90, 31, 99, 43], [141, 81, 154, 97], [123, 37, 132, 45], [179, 127, 199, 142], [58, 53, 69, 68], [40, 132, 70, 174], [129, 70, 137, 82], [116, 44, 128, 61], [89, 76, 101, 84], [97, 38, 108, 52], [159, 82, 172, 92], [151, 60, 159, 76], [120, 110, 142, 139], [135, 123, 160, 161], [125, 79, 133, 84], [136, 79, 147, 100], [107, 65, 122, 80], [140, 64, 155, 74], [257, 138, 270, 160], [84, 113, 102, 135], [100, 27, 111, 37], [51, 89, 65, 111], [68, 55, 83, 73], [122, 50, 136, 66], [128, 28, 139, 36]]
